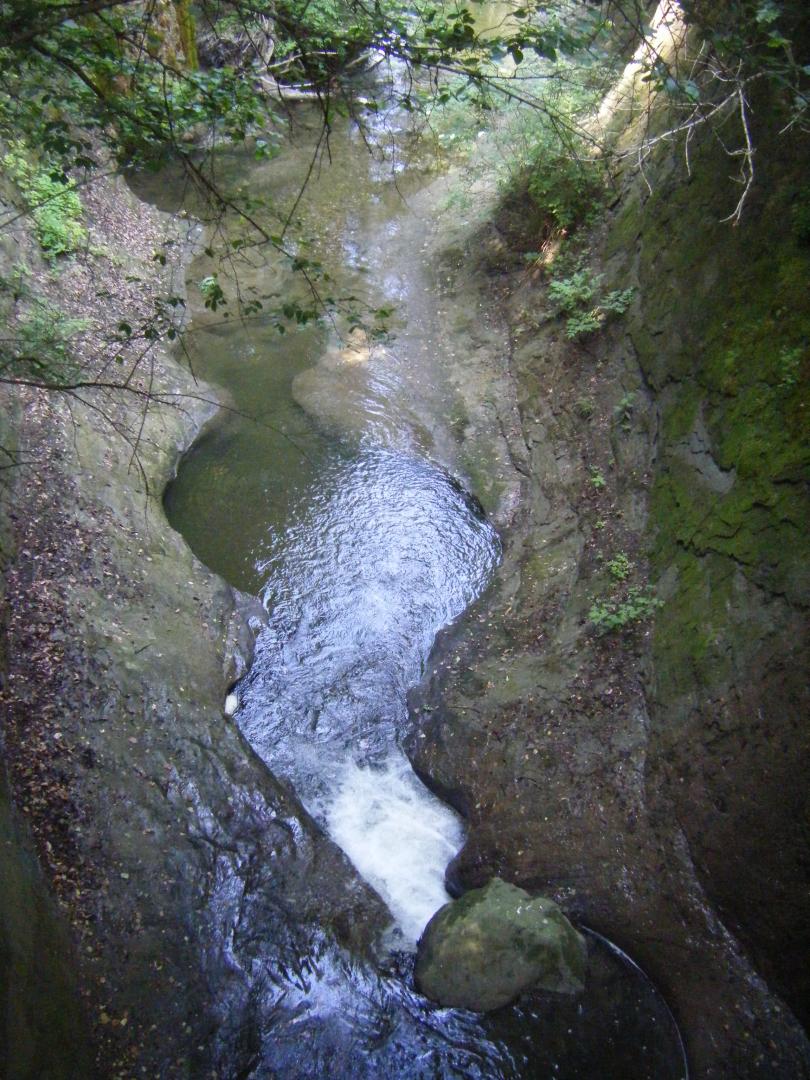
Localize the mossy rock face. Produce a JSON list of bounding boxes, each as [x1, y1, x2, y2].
[[414, 878, 586, 1011]]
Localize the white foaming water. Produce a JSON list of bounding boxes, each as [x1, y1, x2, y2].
[[327, 751, 463, 944]]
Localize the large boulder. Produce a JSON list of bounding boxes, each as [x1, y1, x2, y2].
[[414, 878, 586, 1011]]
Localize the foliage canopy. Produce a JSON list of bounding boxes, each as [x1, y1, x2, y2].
[[0, 0, 807, 410]]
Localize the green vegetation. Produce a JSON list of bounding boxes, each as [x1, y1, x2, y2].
[[565, 308, 604, 339], [0, 0, 805, 402], [778, 344, 805, 389], [526, 132, 605, 233], [613, 392, 636, 432], [589, 586, 663, 633], [0, 275, 90, 386], [573, 397, 594, 419], [429, 22, 623, 231], [601, 290, 635, 316], [0, 0, 617, 382], [606, 551, 632, 581], [589, 467, 607, 489], [548, 270, 633, 339], [600, 54, 810, 710], [3, 144, 86, 259], [175, 0, 199, 69], [548, 270, 598, 312], [198, 275, 226, 313], [680, 0, 810, 117]]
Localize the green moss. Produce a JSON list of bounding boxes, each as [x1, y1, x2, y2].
[[457, 446, 507, 516], [652, 549, 734, 681], [661, 383, 701, 442], [3, 145, 86, 259], [521, 547, 570, 590], [604, 192, 643, 260], [608, 117, 810, 693], [175, 0, 199, 69]]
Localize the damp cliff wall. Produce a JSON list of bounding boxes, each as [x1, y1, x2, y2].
[[409, 15, 810, 1079], [0, 165, 389, 1077]]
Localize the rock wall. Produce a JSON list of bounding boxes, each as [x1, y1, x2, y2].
[[0, 172, 389, 1077], [409, 57, 810, 1080], [614, 86, 810, 1032], [1, 391, 93, 1077]]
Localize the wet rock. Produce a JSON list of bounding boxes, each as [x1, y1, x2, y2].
[[0, 174, 392, 1077], [224, 586, 268, 684], [409, 106, 810, 1077], [414, 878, 586, 1011]]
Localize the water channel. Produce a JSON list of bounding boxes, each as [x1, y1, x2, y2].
[[140, 67, 688, 1079]]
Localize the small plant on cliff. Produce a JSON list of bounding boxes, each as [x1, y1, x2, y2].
[[613, 391, 636, 431], [3, 145, 87, 259], [589, 467, 606, 489], [548, 271, 634, 340], [565, 308, 604, 339], [8, 299, 90, 385], [607, 551, 632, 581], [589, 586, 663, 633], [548, 270, 598, 313], [601, 289, 634, 317], [527, 141, 605, 232]]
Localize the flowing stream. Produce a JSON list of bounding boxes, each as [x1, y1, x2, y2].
[[139, 65, 689, 1078], [238, 446, 498, 943], [156, 93, 505, 945]]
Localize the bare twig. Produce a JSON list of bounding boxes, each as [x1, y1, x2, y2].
[[720, 85, 755, 225]]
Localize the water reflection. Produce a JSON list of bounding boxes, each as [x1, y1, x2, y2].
[[211, 930, 688, 1079], [238, 448, 499, 943]]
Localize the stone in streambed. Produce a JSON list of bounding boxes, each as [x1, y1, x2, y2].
[[414, 878, 586, 1011]]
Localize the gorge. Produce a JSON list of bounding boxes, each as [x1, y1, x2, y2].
[[1, 1, 808, 1077]]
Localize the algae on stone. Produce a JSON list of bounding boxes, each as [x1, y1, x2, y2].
[[414, 877, 586, 1011]]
